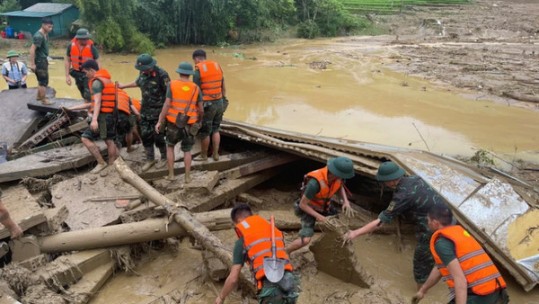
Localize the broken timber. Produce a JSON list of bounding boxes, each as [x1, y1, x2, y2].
[[16, 113, 70, 150], [114, 157, 257, 295], [0, 142, 106, 183], [49, 120, 88, 141]]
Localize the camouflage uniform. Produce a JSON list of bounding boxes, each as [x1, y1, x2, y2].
[[378, 176, 444, 284], [135, 66, 170, 160]]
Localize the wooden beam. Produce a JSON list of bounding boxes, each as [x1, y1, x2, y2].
[[49, 120, 88, 140], [219, 153, 298, 180]]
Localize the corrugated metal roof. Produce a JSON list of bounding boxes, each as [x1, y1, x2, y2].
[[0, 11, 53, 17], [23, 3, 73, 13]]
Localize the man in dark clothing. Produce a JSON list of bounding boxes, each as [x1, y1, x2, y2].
[[344, 161, 446, 288], [29, 17, 54, 105], [119, 54, 170, 172]]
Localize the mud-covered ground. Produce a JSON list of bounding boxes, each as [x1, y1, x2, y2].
[[379, 0, 539, 109]]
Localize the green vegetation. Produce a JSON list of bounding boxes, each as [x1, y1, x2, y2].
[[340, 0, 472, 14]]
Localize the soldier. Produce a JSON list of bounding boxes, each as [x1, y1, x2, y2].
[[119, 54, 170, 171], [215, 203, 299, 304], [64, 28, 100, 101], [344, 161, 446, 289], [29, 17, 54, 105], [192, 49, 226, 161]]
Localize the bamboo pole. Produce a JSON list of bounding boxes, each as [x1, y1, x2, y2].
[[114, 157, 256, 294]]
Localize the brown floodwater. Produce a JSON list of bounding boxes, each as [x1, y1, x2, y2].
[[25, 37, 539, 165]]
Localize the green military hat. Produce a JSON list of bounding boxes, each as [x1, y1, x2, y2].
[[176, 61, 194, 75], [135, 53, 156, 71], [376, 161, 405, 182], [75, 28, 91, 39], [327, 156, 355, 179], [6, 50, 19, 58]]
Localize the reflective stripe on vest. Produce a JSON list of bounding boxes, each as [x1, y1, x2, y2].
[[196, 60, 223, 101], [303, 167, 342, 213], [166, 80, 199, 124], [235, 215, 293, 289], [88, 69, 130, 115], [70, 39, 94, 71], [430, 225, 506, 297]]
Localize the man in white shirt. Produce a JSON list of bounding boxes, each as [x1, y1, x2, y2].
[[2, 50, 27, 89]]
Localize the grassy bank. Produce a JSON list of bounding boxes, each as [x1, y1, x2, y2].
[[341, 0, 472, 13]]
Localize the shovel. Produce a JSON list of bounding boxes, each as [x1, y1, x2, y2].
[[263, 215, 286, 283]]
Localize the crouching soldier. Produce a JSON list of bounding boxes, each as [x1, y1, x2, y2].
[[80, 60, 131, 174], [216, 204, 299, 304]]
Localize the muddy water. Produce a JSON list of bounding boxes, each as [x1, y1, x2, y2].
[[28, 37, 539, 164]]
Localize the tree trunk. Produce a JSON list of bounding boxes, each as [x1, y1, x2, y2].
[[114, 157, 256, 294]]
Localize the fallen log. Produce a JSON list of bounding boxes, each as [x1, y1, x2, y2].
[[502, 91, 539, 103], [114, 157, 257, 294], [39, 209, 232, 253]]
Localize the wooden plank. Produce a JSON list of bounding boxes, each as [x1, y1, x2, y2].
[[68, 260, 115, 304], [219, 153, 298, 179], [139, 151, 269, 181], [0, 142, 106, 183], [16, 114, 70, 150], [185, 168, 281, 212], [9, 136, 80, 160], [0, 186, 46, 239], [49, 120, 88, 140]]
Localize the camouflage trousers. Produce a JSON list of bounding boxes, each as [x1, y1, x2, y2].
[[258, 272, 299, 304], [139, 118, 166, 159], [413, 238, 434, 284]]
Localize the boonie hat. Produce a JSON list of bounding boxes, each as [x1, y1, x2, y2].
[[376, 161, 405, 182], [135, 53, 156, 71], [327, 157, 355, 179], [75, 28, 91, 39], [176, 61, 194, 75], [6, 50, 19, 58]]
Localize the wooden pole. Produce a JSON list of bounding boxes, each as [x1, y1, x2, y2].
[[114, 157, 256, 294], [39, 209, 231, 253]]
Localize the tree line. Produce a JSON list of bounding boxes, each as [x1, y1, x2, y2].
[[1, 0, 370, 53]]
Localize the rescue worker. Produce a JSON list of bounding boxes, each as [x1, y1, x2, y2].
[[2, 50, 28, 89], [215, 203, 299, 304], [344, 161, 446, 288], [119, 54, 170, 172], [29, 17, 54, 105], [155, 62, 203, 183], [192, 49, 226, 161], [286, 156, 355, 254], [80, 60, 131, 174], [413, 204, 509, 304], [0, 190, 23, 239], [64, 28, 100, 101]]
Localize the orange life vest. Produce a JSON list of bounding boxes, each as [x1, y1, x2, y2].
[[430, 225, 506, 298], [69, 38, 95, 71], [235, 215, 293, 290], [195, 60, 223, 101], [88, 69, 130, 115], [302, 167, 343, 213], [131, 98, 141, 112], [166, 80, 200, 125]]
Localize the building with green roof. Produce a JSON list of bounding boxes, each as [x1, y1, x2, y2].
[[1, 3, 79, 38]]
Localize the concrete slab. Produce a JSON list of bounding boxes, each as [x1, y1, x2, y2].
[[0, 88, 45, 149], [0, 293, 21, 304], [9, 236, 41, 262], [35, 249, 112, 289], [309, 219, 373, 288], [51, 166, 141, 230], [0, 142, 107, 183], [184, 170, 220, 193], [0, 185, 46, 239], [68, 260, 115, 304]]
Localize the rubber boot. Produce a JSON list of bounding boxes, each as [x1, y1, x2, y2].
[[212, 145, 219, 161], [141, 146, 156, 172]]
